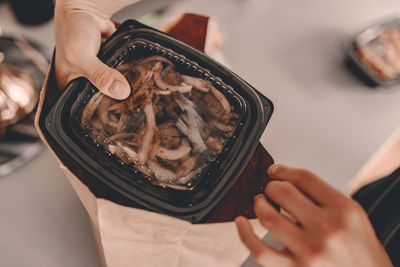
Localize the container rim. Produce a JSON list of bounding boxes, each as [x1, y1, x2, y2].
[[45, 20, 274, 222]]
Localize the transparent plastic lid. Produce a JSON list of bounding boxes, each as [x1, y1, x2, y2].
[[354, 21, 400, 82], [73, 41, 243, 190]]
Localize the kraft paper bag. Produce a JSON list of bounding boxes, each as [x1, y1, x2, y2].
[[61, 163, 266, 267], [35, 13, 272, 267]]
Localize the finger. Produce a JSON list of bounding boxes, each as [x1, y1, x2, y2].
[[235, 216, 293, 266], [55, 11, 130, 99], [265, 181, 321, 228], [79, 57, 131, 100], [99, 19, 116, 38], [267, 164, 347, 206], [254, 194, 306, 256]]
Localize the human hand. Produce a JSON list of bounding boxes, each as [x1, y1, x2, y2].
[[235, 164, 393, 267], [54, 0, 139, 99]]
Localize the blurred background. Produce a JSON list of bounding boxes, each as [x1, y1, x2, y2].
[[0, 0, 400, 266]]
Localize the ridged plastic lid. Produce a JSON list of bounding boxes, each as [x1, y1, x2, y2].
[[74, 41, 243, 190]]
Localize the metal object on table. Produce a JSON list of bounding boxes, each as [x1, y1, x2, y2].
[[0, 59, 38, 128], [0, 26, 48, 177]]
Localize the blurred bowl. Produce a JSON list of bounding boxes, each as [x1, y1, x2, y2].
[[0, 34, 48, 129], [0, 61, 38, 128]]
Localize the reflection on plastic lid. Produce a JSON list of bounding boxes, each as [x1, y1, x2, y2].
[[80, 54, 240, 190]]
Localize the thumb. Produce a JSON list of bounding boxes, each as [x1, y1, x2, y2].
[[80, 57, 131, 100]]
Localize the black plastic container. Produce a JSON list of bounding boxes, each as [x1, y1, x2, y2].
[[345, 17, 400, 87], [45, 20, 273, 223]]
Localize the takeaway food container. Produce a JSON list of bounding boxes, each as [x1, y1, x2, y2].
[[44, 20, 273, 223], [345, 17, 400, 87]]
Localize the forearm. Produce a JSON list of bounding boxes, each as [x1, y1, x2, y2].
[[55, 0, 141, 19]]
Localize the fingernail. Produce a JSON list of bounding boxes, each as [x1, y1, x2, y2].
[[268, 164, 279, 174], [234, 216, 242, 224], [253, 194, 264, 202], [108, 81, 128, 99]]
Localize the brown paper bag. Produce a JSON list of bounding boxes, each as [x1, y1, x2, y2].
[[35, 14, 274, 266]]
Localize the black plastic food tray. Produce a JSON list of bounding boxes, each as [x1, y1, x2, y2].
[[45, 20, 273, 223]]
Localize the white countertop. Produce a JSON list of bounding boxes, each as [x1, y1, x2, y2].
[[1, 0, 400, 266]]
